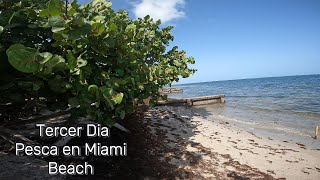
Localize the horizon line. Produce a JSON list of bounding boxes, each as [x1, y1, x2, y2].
[[175, 73, 320, 86]]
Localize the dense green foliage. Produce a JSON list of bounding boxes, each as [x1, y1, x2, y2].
[[0, 0, 196, 125]]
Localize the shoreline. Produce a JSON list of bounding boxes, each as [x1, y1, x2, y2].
[[196, 103, 320, 151], [145, 106, 320, 179]]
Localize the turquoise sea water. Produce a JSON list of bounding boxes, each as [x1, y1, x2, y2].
[[170, 75, 320, 148]]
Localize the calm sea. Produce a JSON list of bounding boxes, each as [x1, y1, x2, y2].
[[170, 75, 320, 148]]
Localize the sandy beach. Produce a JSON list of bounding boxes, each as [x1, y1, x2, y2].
[[143, 105, 320, 179], [0, 104, 319, 179]]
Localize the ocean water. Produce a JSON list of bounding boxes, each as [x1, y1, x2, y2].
[[169, 75, 320, 148]]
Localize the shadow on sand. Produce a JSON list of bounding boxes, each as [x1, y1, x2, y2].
[[99, 105, 277, 180], [0, 104, 277, 179]]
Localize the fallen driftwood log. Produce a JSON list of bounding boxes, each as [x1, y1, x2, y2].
[[160, 88, 183, 94], [54, 136, 74, 147], [157, 95, 225, 106], [5, 110, 70, 128], [0, 126, 38, 146]]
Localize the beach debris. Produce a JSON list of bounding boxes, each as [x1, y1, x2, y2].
[[302, 169, 310, 174], [267, 170, 276, 175], [156, 95, 225, 106], [315, 126, 318, 139], [160, 88, 183, 94], [296, 143, 307, 149]]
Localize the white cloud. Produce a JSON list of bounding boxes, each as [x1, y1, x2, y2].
[[133, 0, 186, 23]]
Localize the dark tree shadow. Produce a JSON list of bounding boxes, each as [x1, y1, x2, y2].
[[227, 172, 250, 180]]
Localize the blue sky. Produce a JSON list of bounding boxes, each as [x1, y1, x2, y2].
[[80, 0, 320, 84]]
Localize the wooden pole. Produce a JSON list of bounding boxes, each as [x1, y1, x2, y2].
[[315, 126, 319, 139]]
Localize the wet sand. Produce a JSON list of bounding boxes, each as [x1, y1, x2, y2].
[[145, 106, 320, 179]]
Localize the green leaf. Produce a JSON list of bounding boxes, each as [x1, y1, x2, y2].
[[113, 93, 123, 104], [79, 69, 87, 84], [106, 1, 112, 7], [52, 33, 64, 41], [173, 60, 181, 66], [68, 97, 80, 108], [69, 24, 91, 40], [71, 0, 81, 10], [44, 55, 65, 69], [106, 98, 114, 109], [116, 69, 124, 76], [125, 24, 136, 32], [39, 9, 49, 18], [100, 87, 115, 109], [92, 23, 105, 36], [92, 0, 110, 7], [109, 23, 117, 31], [48, 0, 64, 16], [0, 26, 3, 34], [6, 44, 39, 73], [93, 15, 105, 23], [27, 24, 38, 29], [100, 86, 114, 98], [38, 52, 53, 64], [38, 53, 65, 74], [66, 52, 77, 69], [77, 57, 87, 68], [33, 83, 41, 91], [88, 85, 99, 93], [105, 38, 115, 47], [48, 75, 67, 93], [71, 16, 85, 27], [115, 79, 127, 85], [52, 27, 65, 33], [68, 8, 77, 16], [119, 110, 125, 119], [99, 86, 114, 109], [48, 16, 65, 27]]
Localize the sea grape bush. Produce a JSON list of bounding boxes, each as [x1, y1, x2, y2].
[[0, 0, 196, 125]]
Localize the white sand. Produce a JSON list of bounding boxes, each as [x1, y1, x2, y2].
[[145, 106, 320, 179]]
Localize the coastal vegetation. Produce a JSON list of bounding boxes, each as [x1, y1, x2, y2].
[[0, 0, 196, 125]]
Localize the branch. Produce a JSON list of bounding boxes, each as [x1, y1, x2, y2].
[[65, 0, 68, 18], [5, 110, 70, 127], [0, 126, 38, 145]]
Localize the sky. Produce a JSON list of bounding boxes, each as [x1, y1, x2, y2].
[[80, 0, 320, 84]]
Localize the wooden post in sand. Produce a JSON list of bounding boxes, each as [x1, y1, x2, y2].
[[315, 126, 319, 139]]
